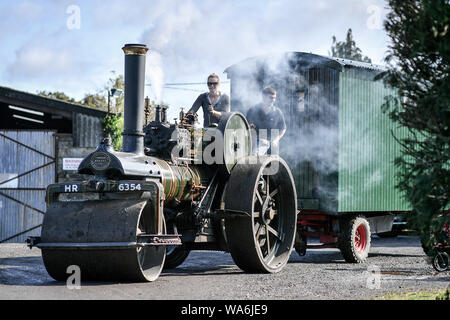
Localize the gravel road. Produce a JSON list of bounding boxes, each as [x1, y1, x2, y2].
[[0, 235, 448, 300]]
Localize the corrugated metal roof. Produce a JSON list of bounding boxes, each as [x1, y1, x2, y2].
[[224, 52, 387, 75], [0, 86, 108, 118], [327, 56, 386, 72]]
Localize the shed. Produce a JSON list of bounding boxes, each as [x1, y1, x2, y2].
[[0, 86, 108, 242], [225, 52, 409, 215], [0, 86, 106, 147]]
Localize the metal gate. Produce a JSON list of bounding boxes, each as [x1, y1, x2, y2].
[[0, 130, 55, 243]]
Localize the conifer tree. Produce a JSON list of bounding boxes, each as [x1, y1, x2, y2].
[[330, 28, 372, 62], [382, 0, 450, 252]]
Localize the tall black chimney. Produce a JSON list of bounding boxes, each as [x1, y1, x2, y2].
[[122, 44, 148, 155]]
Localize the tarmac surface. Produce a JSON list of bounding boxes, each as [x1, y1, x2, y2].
[[0, 235, 448, 300]]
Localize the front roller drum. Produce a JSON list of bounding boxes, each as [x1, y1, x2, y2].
[[224, 156, 297, 273], [41, 199, 166, 282]]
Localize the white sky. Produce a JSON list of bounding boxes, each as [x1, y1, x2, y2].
[[0, 0, 390, 121]]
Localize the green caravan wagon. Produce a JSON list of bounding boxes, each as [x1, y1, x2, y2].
[[225, 52, 410, 262]]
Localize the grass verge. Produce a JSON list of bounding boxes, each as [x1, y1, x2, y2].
[[374, 287, 449, 300]]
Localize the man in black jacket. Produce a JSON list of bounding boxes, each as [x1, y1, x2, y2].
[[246, 86, 286, 155]]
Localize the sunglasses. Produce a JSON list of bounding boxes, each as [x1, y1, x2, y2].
[[207, 82, 219, 86]]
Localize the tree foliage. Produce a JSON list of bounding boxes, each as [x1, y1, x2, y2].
[[79, 93, 107, 111], [101, 113, 123, 151], [38, 72, 126, 148], [330, 28, 372, 63], [382, 0, 450, 252], [37, 72, 171, 151], [106, 72, 124, 114], [79, 72, 125, 112], [38, 71, 124, 113], [37, 90, 78, 104]]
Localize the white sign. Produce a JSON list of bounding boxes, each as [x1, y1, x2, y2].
[[63, 158, 83, 171]]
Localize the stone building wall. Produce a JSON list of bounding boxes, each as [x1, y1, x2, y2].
[[55, 133, 96, 183]]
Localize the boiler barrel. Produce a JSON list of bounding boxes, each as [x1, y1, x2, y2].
[[152, 158, 207, 204]]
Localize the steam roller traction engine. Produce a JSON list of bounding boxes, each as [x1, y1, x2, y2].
[[27, 44, 297, 282]]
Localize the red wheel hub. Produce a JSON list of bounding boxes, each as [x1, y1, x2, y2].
[[355, 224, 367, 253]]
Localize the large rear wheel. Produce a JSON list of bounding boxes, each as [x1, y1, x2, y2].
[[224, 156, 297, 273]]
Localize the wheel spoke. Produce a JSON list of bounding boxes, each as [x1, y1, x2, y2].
[[258, 226, 267, 247], [255, 223, 263, 238], [253, 211, 261, 218], [265, 176, 269, 196], [267, 224, 279, 239], [265, 226, 270, 255], [255, 189, 263, 205], [269, 188, 279, 198]]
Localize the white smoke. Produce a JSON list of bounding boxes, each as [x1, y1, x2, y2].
[[140, 1, 201, 103], [145, 51, 165, 103]]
